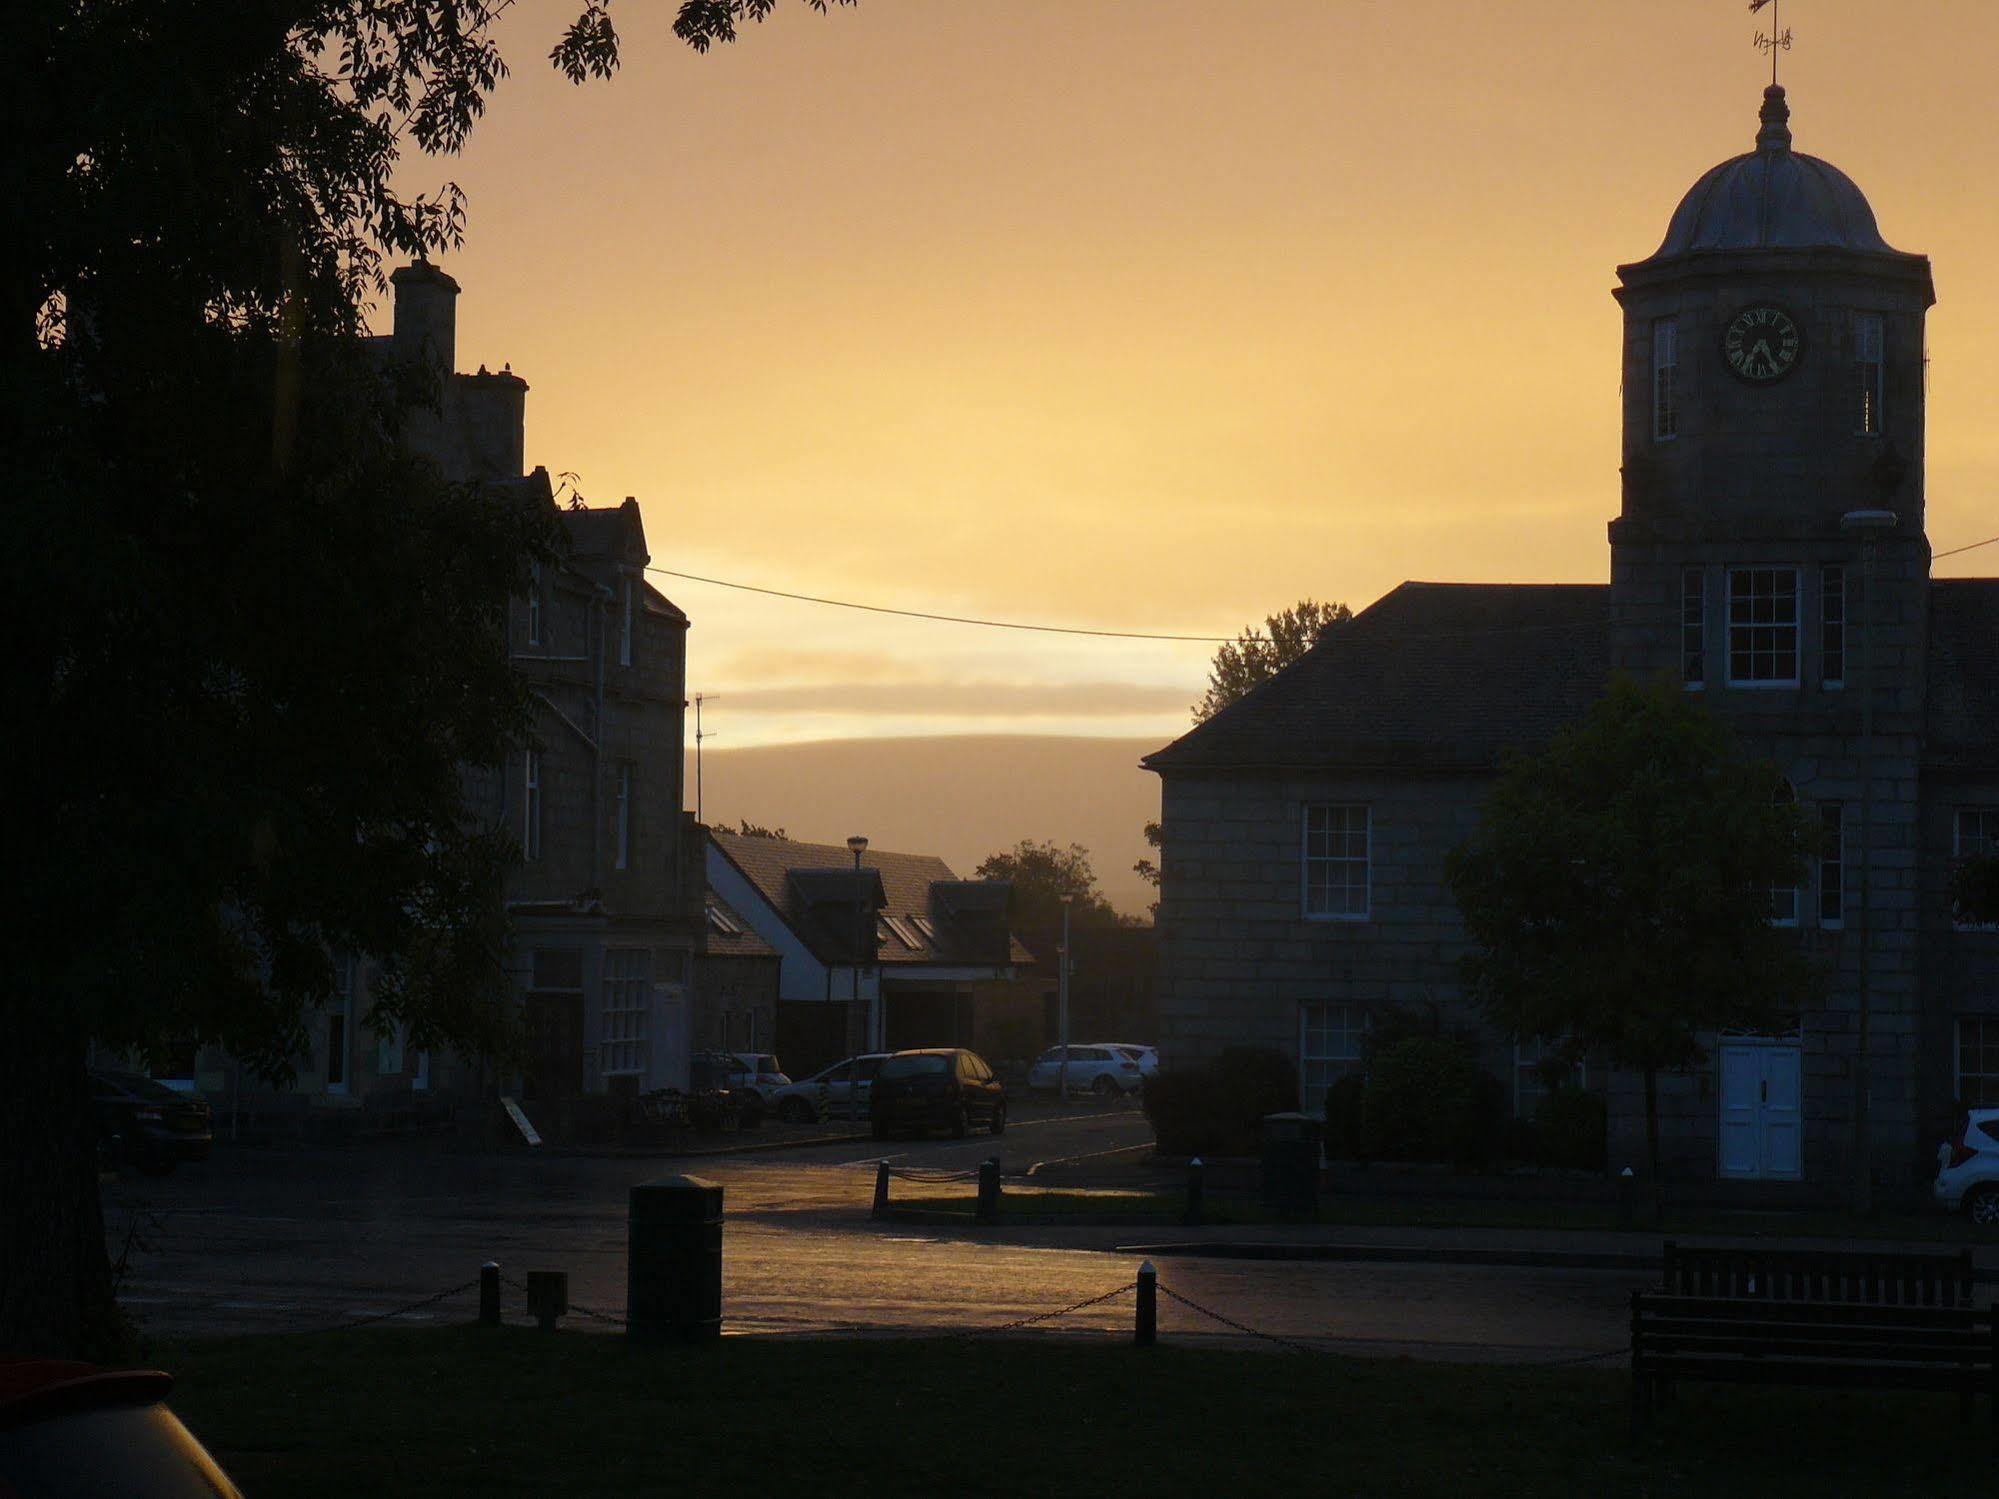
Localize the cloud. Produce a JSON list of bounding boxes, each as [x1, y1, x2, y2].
[[715, 679, 1192, 718]]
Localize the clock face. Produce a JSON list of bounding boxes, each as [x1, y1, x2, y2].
[[1722, 305, 1803, 384]]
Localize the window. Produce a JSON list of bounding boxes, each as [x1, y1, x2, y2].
[[1728, 568, 1800, 686], [618, 577, 634, 667], [882, 915, 919, 948], [706, 902, 743, 937], [1956, 1017, 1999, 1108], [1300, 1002, 1364, 1105], [1819, 803, 1844, 929], [615, 764, 632, 872], [1652, 317, 1678, 441], [1770, 781, 1799, 926], [327, 952, 356, 1093], [523, 749, 542, 862], [1855, 312, 1884, 436], [1821, 564, 1846, 688], [909, 914, 937, 943], [1956, 809, 1999, 931], [601, 948, 651, 1077], [527, 563, 542, 647], [1681, 567, 1705, 687], [1303, 804, 1370, 919]]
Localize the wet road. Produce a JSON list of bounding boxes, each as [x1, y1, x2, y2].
[[106, 1107, 1640, 1362]]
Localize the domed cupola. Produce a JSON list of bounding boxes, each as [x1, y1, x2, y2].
[[1647, 87, 1904, 260]]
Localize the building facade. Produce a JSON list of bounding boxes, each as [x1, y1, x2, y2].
[[1146, 87, 1999, 1193]]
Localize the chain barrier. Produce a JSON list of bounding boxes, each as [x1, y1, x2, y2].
[[498, 1270, 631, 1328], [954, 1281, 1137, 1338], [307, 1279, 480, 1334], [1154, 1284, 1320, 1356]]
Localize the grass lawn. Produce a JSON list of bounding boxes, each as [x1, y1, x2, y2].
[[153, 1325, 1994, 1497], [886, 1186, 1987, 1243]]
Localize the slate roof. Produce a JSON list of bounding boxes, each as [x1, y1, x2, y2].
[[1143, 582, 1611, 774], [702, 892, 778, 959], [1925, 580, 1999, 771], [709, 830, 1032, 968]]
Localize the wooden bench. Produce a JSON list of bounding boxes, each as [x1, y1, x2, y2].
[[1662, 1239, 1977, 1307], [1630, 1292, 1998, 1447]]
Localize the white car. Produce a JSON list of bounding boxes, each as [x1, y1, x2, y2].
[[1933, 1107, 1999, 1224], [1107, 1043, 1159, 1079], [769, 1054, 888, 1124], [1028, 1045, 1143, 1098]]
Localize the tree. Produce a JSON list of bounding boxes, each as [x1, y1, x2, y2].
[[976, 841, 1126, 929], [735, 819, 789, 839], [1192, 598, 1350, 722], [4, 0, 852, 1360], [1444, 674, 1821, 1215]]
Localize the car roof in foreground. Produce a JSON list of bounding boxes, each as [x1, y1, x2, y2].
[[0, 1362, 172, 1429]]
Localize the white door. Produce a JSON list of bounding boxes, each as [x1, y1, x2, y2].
[[1717, 1044, 1803, 1181]]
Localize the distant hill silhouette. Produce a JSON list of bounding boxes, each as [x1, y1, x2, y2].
[[686, 735, 1165, 917]]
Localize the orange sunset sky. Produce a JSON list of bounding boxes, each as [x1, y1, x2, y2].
[[383, 0, 1999, 753]]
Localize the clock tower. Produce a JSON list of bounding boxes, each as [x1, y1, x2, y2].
[[1608, 85, 1938, 1186]]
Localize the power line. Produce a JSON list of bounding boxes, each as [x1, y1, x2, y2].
[[1936, 534, 1999, 561], [644, 565, 1233, 642]]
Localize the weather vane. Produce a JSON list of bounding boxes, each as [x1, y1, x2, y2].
[[1750, 0, 1793, 87]]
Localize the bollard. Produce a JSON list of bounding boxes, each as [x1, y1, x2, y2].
[[1135, 1260, 1157, 1347], [628, 1175, 724, 1345], [976, 1156, 1002, 1225], [873, 1160, 891, 1219], [1183, 1156, 1205, 1226], [479, 1260, 501, 1327], [1618, 1166, 1636, 1231], [525, 1270, 568, 1332]]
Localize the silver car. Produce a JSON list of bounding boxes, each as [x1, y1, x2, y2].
[[770, 1053, 889, 1123]]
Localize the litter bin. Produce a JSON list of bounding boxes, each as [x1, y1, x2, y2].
[[628, 1174, 723, 1344], [1260, 1111, 1320, 1216]]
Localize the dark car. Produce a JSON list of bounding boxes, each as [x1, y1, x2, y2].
[[870, 1048, 1006, 1139], [90, 1071, 213, 1176], [0, 1360, 245, 1497]]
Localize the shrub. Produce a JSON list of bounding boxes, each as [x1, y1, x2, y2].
[[1142, 1046, 1298, 1156], [1534, 1085, 1608, 1172], [1358, 1033, 1505, 1167]]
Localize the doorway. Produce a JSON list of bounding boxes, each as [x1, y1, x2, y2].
[[1717, 1042, 1802, 1180]]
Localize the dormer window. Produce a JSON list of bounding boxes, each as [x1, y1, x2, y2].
[[1652, 317, 1679, 441], [1855, 312, 1884, 436]]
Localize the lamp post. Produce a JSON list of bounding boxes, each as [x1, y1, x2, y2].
[[1058, 893, 1074, 1102], [1840, 507, 1897, 1218], [847, 834, 869, 1121]]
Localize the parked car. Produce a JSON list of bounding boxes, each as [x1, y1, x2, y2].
[[0, 1359, 246, 1497], [89, 1071, 212, 1176], [688, 1050, 790, 1123], [1108, 1043, 1160, 1079], [770, 1054, 888, 1124], [870, 1049, 1006, 1138], [1026, 1045, 1142, 1098], [1933, 1107, 1999, 1224]]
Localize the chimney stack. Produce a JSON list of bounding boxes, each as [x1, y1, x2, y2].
[[390, 259, 460, 378]]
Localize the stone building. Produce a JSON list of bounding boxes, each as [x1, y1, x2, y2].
[[1145, 86, 1999, 1193], [161, 262, 704, 1134]]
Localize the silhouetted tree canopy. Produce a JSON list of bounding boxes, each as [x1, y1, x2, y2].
[[976, 841, 1128, 929], [4, 0, 855, 1362], [735, 820, 790, 839], [1445, 675, 1820, 1210], [1193, 598, 1349, 722]]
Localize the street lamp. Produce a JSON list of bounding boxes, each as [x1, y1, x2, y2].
[[847, 834, 869, 1121], [1840, 507, 1897, 1218], [1058, 893, 1074, 1102]]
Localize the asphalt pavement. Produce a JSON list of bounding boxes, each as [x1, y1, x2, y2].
[[107, 1102, 1642, 1362]]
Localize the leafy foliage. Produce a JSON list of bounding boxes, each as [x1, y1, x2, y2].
[[1142, 1047, 1299, 1156], [735, 819, 789, 839], [975, 839, 1128, 928], [1192, 598, 1350, 723], [1446, 674, 1822, 1185]]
